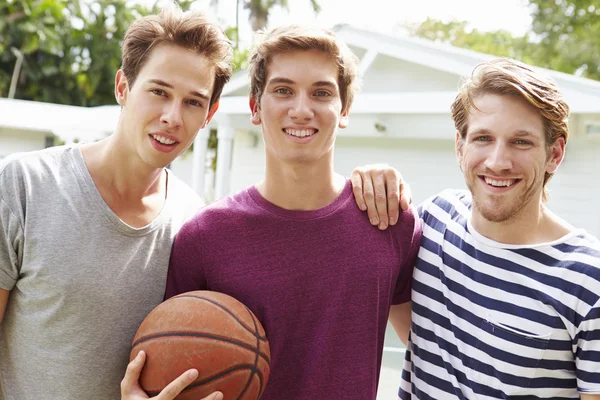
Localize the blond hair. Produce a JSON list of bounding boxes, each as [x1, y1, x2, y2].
[[248, 25, 359, 113], [451, 58, 570, 201], [121, 7, 233, 107]]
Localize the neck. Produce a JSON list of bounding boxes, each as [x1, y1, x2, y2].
[[471, 197, 573, 245], [80, 134, 165, 199], [258, 157, 345, 211]]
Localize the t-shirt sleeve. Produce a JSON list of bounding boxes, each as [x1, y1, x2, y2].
[[0, 161, 24, 291], [164, 218, 207, 300], [391, 205, 422, 305], [576, 297, 600, 393]]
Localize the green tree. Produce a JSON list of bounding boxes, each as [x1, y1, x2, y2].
[[0, 0, 151, 105], [406, 18, 540, 65], [244, 0, 320, 32], [407, 3, 600, 82], [0, 0, 253, 105], [528, 0, 600, 79]]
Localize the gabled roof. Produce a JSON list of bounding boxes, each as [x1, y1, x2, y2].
[[221, 24, 600, 112], [0, 98, 112, 141]]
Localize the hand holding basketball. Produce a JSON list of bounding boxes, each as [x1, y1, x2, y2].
[[121, 350, 223, 400], [129, 291, 270, 400]]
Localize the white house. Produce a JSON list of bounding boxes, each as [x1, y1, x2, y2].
[[1, 25, 600, 237]]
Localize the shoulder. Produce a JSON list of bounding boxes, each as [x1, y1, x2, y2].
[[560, 231, 600, 268], [417, 189, 471, 219], [0, 146, 74, 180], [1, 146, 74, 202], [178, 187, 256, 236]]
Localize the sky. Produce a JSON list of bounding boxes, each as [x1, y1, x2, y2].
[[140, 0, 534, 46]]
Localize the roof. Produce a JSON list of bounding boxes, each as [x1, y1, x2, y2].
[[221, 24, 600, 114], [0, 98, 112, 141]]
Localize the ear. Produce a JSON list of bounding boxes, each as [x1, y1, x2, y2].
[[250, 97, 261, 126], [545, 136, 566, 174], [455, 131, 464, 170], [115, 69, 128, 106], [338, 108, 349, 129], [202, 101, 220, 128]]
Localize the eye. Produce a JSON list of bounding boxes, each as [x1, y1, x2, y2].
[[151, 88, 166, 96], [274, 87, 292, 95], [186, 99, 203, 108], [474, 136, 491, 142], [514, 139, 531, 145], [314, 90, 331, 97]]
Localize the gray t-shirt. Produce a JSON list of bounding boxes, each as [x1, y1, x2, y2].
[[0, 146, 203, 400]]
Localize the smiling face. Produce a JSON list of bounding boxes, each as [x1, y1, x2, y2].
[[115, 43, 219, 169], [457, 93, 565, 223], [250, 49, 348, 168]]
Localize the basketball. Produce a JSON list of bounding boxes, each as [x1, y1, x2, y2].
[[130, 291, 271, 400]]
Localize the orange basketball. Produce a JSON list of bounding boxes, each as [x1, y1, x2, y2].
[[130, 291, 271, 400]]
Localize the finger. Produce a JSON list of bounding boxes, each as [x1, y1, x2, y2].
[[121, 351, 145, 396], [384, 169, 400, 226], [202, 392, 224, 400], [372, 171, 388, 230], [156, 369, 199, 400], [350, 169, 367, 211], [362, 172, 379, 226], [399, 177, 413, 211]]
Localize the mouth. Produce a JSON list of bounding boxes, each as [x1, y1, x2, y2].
[[150, 134, 179, 147], [480, 176, 521, 188], [283, 128, 318, 138]]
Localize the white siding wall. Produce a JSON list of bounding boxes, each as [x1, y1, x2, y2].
[[0, 130, 47, 159], [547, 138, 600, 237], [342, 114, 456, 140]]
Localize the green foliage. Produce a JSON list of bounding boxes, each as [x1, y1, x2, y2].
[[528, 0, 600, 79], [243, 0, 320, 31], [0, 0, 150, 105], [407, 18, 538, 64], [407, 2, 600, 81], [0, 0, 251, 106]]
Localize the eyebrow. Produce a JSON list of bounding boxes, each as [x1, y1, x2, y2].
[[148, 79, 210, 101], [267, 77, 338, 89], [468, 128, 539, 138]]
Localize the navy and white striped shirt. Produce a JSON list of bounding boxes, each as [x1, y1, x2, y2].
[[400, 190, 600, 399]]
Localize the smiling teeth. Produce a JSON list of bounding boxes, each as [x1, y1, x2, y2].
[[152, 135, 176, 145], [485, 178, 515, 187], [285, 129, 315, 138]]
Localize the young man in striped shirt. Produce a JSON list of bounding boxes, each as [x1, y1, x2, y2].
[[395, 58, 600, 399]]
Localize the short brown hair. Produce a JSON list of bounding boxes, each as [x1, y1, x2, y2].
[[451, 58, 570, 201], [248, 25, 359, 113], [121, 7, 233, 107]]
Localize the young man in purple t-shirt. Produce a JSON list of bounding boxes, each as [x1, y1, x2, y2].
[[165, 25, 422, 399]]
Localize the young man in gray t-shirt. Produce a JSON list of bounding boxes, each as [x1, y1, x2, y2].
[[0, 8, 231, 400]]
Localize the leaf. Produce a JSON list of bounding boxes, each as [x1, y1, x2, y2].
[[22, 34, 40, 53]]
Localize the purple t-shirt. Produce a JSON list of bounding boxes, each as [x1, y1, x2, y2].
[[165, 179, 421, 399]]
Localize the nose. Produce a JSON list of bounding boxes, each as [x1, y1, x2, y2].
[[160, 101, 183, 129], [288, 93, 314, 122], [484, 142, 513, 171]]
